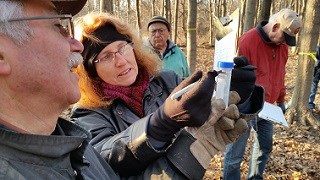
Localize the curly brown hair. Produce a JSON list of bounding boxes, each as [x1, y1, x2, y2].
[[74, 12, 162, 108]]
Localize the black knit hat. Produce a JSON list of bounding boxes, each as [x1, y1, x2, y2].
[[147, 16, 171, 32], [82, 23, 130, 78]]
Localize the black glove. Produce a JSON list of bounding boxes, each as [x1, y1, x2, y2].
[[148, 70, 218, 142], [230, 56, 256, 104]]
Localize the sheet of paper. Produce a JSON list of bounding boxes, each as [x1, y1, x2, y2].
[[258, 102, 289, 127], [213, 8, 240, 70]]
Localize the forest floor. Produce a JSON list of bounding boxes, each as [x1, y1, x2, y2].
[[193, 46, 320, 180]]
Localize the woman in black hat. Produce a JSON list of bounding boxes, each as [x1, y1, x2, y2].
[[71, 12, 257, 179], [72, 12, 218, 179]]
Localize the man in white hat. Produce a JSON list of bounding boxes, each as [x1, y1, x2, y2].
[[223, 8, 302, 180]]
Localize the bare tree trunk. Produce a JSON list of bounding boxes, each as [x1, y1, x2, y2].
[[99, 0, 105, 12], [216, 0, 221, 17], [290, 0, 303, 54], [127, 0, 131, 22], [286, 0, 320, 128], [161, 0, 165, 16], [116, 0, 120, 17], [135, 0, 141, 30], [164, 0, 171, 36], [209, 0, 214, 46], [151, 0, 155, 17], [257, 0, 271, 22], [173, 0, 179, 43], [100, 0, 113, 13], [165, 0, 171, 21], [222, 0, 227, 16], [239, 0, 246, 35], [187, 0, 197, 73], [181, 0, 187, 43], [242, 0, 257, 32]]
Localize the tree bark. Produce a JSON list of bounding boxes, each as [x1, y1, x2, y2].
[[187, 0, 197, 73], [135, 0, 141, 30], [127, 0, 131, 22], [242, 0, 257, 32], [209, 0, 214, 46], [257, 0, 271, 22], [151, 0, 155, 17], [181, 0, 187, 43], [286, 0, 320, 128], [173, 0, 179, 43], [100, 0, 113, 13]]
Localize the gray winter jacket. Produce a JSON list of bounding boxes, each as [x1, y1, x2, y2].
[[0, 118, 119, 180], [72, 71, 205, 179]]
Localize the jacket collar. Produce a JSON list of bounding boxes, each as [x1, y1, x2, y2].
[[163, 39, 176, 57], [0, 118, 90, 158], [256, 21, 277, 45], [145, 39, 177, 59]]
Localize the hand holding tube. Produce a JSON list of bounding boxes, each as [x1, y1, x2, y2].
[[148, 71, 218, 142]]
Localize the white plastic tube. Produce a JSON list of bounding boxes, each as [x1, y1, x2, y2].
[[215, 61, 234, 108]]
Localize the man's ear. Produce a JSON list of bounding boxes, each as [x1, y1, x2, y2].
[[0, 34, 12, 75], [272, 23, 281, 32], [0, 53, 11, 75]]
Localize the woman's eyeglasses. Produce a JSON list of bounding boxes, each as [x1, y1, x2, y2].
[[94, 42, 134, 63], [1, 14, 74, 38]]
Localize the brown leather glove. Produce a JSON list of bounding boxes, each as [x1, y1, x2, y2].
[[148, 71, 218, 142], [189, 91, 248, 168]]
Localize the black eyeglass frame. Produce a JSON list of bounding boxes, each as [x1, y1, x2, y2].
[[1, 14, 74, 38], [149, 28, 167, 36]]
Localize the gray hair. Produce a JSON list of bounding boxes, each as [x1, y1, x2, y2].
[[0, 1, 33, 45]]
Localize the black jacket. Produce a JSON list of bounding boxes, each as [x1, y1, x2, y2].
[[0, 119, 119, 180]]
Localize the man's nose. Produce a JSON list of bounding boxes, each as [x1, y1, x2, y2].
[[71, 38, 84, 53]]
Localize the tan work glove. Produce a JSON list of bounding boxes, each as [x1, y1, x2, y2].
[[188, 91, 248, 169]]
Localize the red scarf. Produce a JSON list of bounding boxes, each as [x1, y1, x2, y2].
[[102, 68, 150, 117]]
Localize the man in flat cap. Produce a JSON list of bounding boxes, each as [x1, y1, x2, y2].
[[146, 16, 190, 79]]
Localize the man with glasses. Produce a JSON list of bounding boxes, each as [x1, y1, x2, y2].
[[0, 0, 121, 179], [146, 16, 190, 79], [223, 8, 302, 180]]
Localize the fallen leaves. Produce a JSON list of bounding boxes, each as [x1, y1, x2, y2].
[[202, 123, 320, 179]]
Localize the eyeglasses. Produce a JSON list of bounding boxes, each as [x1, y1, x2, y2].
[[94, 42, 134, 63], [0, 14, 74, 38], [149, 28, 166, 35]]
